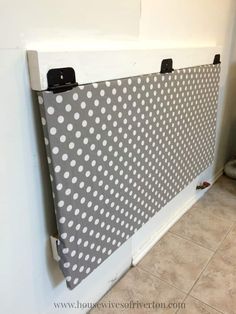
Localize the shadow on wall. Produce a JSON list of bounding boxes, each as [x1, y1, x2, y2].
[[226, 62, 236, 158], [229, 117, 236, 158], [30, 90, 64, 287], [214, 60, 236, 172]]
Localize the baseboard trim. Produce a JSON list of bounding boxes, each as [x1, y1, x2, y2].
[[132, 167, 223, 266]]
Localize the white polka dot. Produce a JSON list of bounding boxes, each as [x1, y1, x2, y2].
[[59, 217, 66, 223], [73, 93, 78, 101], [81, 101, 86, 109], [75, 131, 81, 138], [56, 183, 63, 191], [62, 153, 68, 160], [87, 91, 92, 98], [55, 165, 61, 173], [77, 148, 83, 156], [47, 107, 54, 115], [38, 95, 43, 105], [50, 127, 57, 135], [71, 250, 76, 257], [58, 200, 64, 208], [58, 115, 64, 123], [82, 120, 87, 127], [73, 278, 79, 285], [52, 147, 59, 154], [79, 266, 84, 273], [56, 95, 63, 103], [61, 233, 67, 239], [67, 123, 73, 131], [65, 104, 72, 112], [72, 177, 77, 184], [72, 264, 77, 271], [69, 142, 75, 150], [60, 135, 66, 143], [74, 112, 80, 120], [74, 208, 80, 215], [88, 110, 93, 117]]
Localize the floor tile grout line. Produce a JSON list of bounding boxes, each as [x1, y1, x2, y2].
[[137, 265, 188, 295], [168, 197, 235, 253], [199, 208, 236, 226], [187, 223, 235, 296], [168, 230, 216, 253], [137, 266, 189, 314], [171, 202, 235, 228], [207, 207, 236, 223], [186, 295, 225, 314], [174, 221, 235, 314], [138, 264, 224, 314], [185, 222, 236, 305], [166, 231, 215, 252], [138, 201, 236, 313], [175, 293, 189, 314], [137, 230, 216, 296], [185, 183, 236, 225], [139, 222, 235, 313], [184, 250, 214, 294], [213, 221, 236, 253]]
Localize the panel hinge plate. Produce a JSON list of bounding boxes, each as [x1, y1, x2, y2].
[[213, 54, 221, 65], [160, 59, 174, 74], [47, 67, 78, 93], [50, 235, 60, 262]]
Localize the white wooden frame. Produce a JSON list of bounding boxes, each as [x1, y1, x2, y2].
[[27, 45, 222, 91]]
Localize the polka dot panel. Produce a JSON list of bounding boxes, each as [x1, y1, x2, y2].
[[38, 64, 220, 289]]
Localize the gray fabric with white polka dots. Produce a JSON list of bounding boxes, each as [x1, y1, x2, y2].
[[38, 64, 220, 289]]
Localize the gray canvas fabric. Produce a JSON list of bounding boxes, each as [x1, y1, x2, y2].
[[38, 64, 220, 289]]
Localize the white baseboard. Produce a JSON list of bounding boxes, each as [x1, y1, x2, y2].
[[132, 167, 223, 266]]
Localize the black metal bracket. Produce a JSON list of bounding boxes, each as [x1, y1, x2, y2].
[[160, 59, 174, 74], [213, 54, 221, 65], [47, 67, 78, 93]]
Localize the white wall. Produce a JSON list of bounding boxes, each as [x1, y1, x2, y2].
[[0, 0, 140, 49], [140, 0, 232, 46], [0, 1, 236, 314]]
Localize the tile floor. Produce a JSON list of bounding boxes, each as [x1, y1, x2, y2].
[[91, 175, 236, 314]]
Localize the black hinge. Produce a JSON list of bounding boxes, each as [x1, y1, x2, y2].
[[47, 67, 78, 93], [213, 54, 221, 65], [160, 59, 174, 74]]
